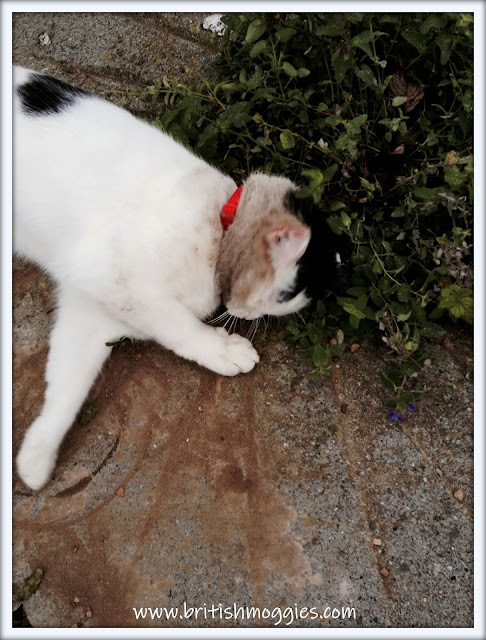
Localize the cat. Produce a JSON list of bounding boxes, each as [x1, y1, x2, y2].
[[13, 66, 335, 491]]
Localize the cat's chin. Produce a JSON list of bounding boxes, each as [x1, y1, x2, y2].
[[226, 308, 260, 321]]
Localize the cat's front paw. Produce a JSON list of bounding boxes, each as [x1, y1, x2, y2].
[[16, 422, 57, 491], [208, 329, 260, 376]]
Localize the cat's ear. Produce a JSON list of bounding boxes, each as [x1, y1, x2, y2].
[[266, 224, 310, 269]]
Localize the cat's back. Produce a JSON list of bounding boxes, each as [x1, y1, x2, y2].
[[13, 65, 198, 197], [13, 66, 210, 266]]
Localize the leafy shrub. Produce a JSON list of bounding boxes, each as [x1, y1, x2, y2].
[[140, 12, 473, 411]]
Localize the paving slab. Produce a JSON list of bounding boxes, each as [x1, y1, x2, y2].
[[11, 11, 474, 630], [12, 12, 219, 119]]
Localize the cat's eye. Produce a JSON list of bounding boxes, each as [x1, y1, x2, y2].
[[278, 288, 300, 303]]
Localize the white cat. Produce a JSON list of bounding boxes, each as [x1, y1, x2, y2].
[[13, 66, 324, 490]]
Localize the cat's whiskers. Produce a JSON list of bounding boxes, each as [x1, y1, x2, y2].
[[206, 310, 230, 326], [246, 319, 256, 340], [254, 319, 262, 341], [262, 315, 269, 339], [247, 318, 261, 343], [222, 314, 233, 330]]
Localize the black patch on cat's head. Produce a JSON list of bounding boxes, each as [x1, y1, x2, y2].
[[282, 189, 340, 301], [17, 73, 89, 116]]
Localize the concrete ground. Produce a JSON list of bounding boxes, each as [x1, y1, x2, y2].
[[12, 12, 474, 630]]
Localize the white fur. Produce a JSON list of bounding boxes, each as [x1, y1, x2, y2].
[[13, 66, 310, 489]]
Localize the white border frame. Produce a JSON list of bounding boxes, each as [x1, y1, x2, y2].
[[1, 2, 484, 639]]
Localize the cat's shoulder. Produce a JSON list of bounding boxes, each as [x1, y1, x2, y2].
[[13, 65, 97, 117]]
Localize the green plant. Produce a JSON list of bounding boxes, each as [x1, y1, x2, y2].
[[139, 12, 473, 412]]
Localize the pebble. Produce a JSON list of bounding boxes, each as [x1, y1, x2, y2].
[[453, 489, 464, 502], [116, 487, 125, 497], [372, 537, 382, 546], [351, 343, 360, 353], [380, 568, 389, 577]]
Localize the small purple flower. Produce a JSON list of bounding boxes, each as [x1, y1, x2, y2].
[[398, 416, 405, 422], [408, 404, 415, 411], [390, 412, 398, 421]]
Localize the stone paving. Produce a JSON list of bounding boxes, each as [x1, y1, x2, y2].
[[12, 12, 474, 629]]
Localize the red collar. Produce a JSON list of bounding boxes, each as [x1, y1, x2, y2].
[[220, 186, 243, 231]]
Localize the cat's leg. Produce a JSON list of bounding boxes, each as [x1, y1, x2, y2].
[[16, 287, 126, 490], [129, 300, 259, 377]]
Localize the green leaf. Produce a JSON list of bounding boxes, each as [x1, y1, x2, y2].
[[420, 14, 449, 34], [413, 186, 439, 200], [336, 132, 358, 155], [444, 169, 464, 188], [402, 29, 428, 53], [297, 67, 311, 78], [245, 18, 266, 43], [195, 123, 218, 159], [275, 27, 297, 43], [325, 114, 342, 126], [360, 177, 375, 191], [321, 163, 338, 183], [18, 568, 44, 601], [332, 49, 352, 83], [250, 40, 268, 58], [308, 323, 324, 344], [397, 310, 412, 322], [435, 33, 454, 65], [438, 285, 473, 323], [317, 20, 345, 37], [301, 168, 323, 185], [79, 403, 100, 426], [217, 102, 251, 131], [355, 64, 375, 87], [341, 211, 352, 229], [398, 390, 423, 407], [347, 287, 367, 296], [462, 88, 473, 114], [312, 343, 329, 368], [420, 322, 446, 339], [392, 96, 408, 107], [342, 303, 366, 319], [330, 201, 346, 212], [329, 344, 346, 357], [282, 61, 298, 78], [352, 30, 387, 58], [401, 361, 423, 377], [379, 371, 397, 392], [344, 114, 368, 135], [280, 129, 295, 149], [327, 215, 345, 235], [387, 369, 403, 386]]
